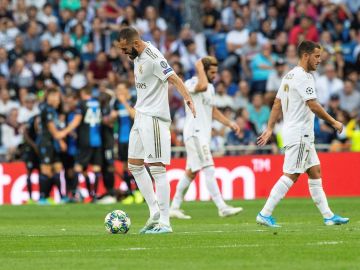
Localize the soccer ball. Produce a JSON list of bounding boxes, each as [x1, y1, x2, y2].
[[104, 210, 131, 234]]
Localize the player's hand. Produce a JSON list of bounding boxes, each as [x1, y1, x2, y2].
[[229, 121, 241, 136], [257, 128, 272, 146], [332, 120, 343, 134], [186, 99, 196, 118], [55, 130, 66, 140], [59, 140, 67, 152], [195, 59, 204, 70]]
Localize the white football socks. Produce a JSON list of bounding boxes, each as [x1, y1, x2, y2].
[[260, 175, 294, 217], [308, 178, 334, 219], [128, 164, 159, 218], [203, 166, 227, 210], [171, 174, 192, 210], [150, 166, 170, 226]]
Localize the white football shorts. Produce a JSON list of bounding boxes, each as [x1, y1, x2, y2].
[[128, 112, 171, 165], [185, 136, 214, 172], [283, 141, 320, 174]]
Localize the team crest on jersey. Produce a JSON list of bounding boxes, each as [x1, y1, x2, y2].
[[306, 87, 314, 95], [160, 61, 168, 68], [139, 65, 143, 74]]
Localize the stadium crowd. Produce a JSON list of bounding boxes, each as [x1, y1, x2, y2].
[[0, 0, 360, 166]]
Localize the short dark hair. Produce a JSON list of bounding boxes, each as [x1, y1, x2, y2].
[[297, 41, 321, 58], [118, 27, 140, 43], [80, 86, 92, 96]]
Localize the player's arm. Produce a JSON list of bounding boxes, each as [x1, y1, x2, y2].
[[307, 99, 343, 132], [257, 98, 282, 146], [212, 107, 240, 135], [23, 127, 38, 153], [47, 121, 67, 151], [193, 59, 208, 92], [118, 96, 136, 119], [168, 73, 196, 117], [56, 114, 82, 139]]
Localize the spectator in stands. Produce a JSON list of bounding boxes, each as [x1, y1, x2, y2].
[[66, 59, 87, 90], [202, 0, 221, 37], [220, 69, 238, 96], [13, 0, 28, 26], [144, 5, 167, 34], [272, 31, 288, 57], [23, 20, 41, 52], [233, 80, 250, 110], [34, 61, 59, 92], [24, 51, 42, 78], [49, 48, 68, 85], [9, 58, 34, 89], [38, 3, 58, 25], [221, 0, 241, 32], [70, 23, 89, 54], [87, 51, 114, 86], [247, 93, 270, 134], [0, 18, 20, 51], [241, 31, 263, 80], [265, 58, 287, 106], [226, 114, 256, 154], [214, 80, 234, 109], [0, 88, 18, 115], [8, 35, 25, 67], [66, 8, 91, 34], [57, 33, 81, 64], [339, 79, 360, 117], [316, 63, 344, 106], [0, 47, 10, 78], [289, 16, 319, 45], [41, 21, 62, 48], [17, 93, 39, 123], [180, 39, 199, 79], [89, 17, 110, 54], [250, 42, 276, 94], [116, 5, 147, 34], [223, 16, 249, 74], [3, 108, 23, 161]]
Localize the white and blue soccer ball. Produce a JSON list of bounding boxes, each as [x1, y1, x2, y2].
[[104, 210, 131, 234]]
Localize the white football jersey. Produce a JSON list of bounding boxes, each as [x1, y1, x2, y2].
[[133, 42, 175, 121], [183, 76, 215, 143], [276, 66, 317, 146]]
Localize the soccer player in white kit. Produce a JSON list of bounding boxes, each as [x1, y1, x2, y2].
[[256, 41, 349, 227], [170, 56, 243, 219], [115, 27, 196, 234]]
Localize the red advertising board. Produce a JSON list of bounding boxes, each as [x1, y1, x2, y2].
[[0, 152, 359, 204]]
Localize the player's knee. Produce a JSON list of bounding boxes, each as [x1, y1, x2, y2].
[[128, 163, 145, 176], [149, 165, 166, 176]]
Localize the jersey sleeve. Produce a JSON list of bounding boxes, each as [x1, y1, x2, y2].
[[45, 107, 55, 123], [295, 76, 317, 102], [153, 58, 175, 82], [185, 77, 198, 93]]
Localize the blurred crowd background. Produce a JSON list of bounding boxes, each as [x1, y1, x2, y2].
[[1, 0, 360, 162]]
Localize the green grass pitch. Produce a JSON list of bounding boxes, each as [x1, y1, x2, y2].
[[0, 198, 359, 270]]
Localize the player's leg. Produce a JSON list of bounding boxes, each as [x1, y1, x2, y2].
[[39, 164, 54, 205], [38, 145, 55, 204], [142, 116, 172, 234], [119, 143, 136, 204], [74, 147, 92, 201], [90, 147, 103, 202], [53, 161, 65, 201], [128, 117, 159, 232], [306, 151, 349, 225], [170, 169, 197, 219], [257, 143, 302, 227]]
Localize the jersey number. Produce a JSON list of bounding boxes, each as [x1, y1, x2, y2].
[[284, 84, 289, 112], [84, 108, 101, 127]]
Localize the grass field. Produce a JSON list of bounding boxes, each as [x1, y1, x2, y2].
[[0, 198, 359, 270]]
